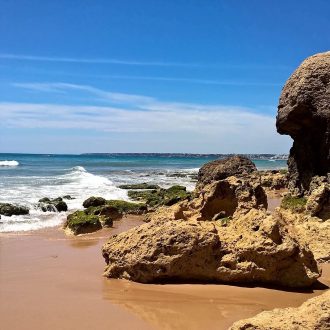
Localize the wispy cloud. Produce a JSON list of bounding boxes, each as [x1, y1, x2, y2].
[[0, 53, 204, 67], [0, 53, 290, 70], [13, 82, 256, 112]]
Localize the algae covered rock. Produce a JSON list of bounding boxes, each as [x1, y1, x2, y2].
[[64, 210, 102, 235], [229, 290, 330, 330], [82, 196, 106, 208], [128, 185, 191, 208], [0, 203, 29, 216], [102, 209, 319, 287], [118, 183, 160, 190], [38, 197, 68, 212], [280, 194, 307, 213], [86, 205, 122, 227], [106, 200, 147, 215]]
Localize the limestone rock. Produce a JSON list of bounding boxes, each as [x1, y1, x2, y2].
[[257, 170, 288, 191], [102, 209, 319, 287], [306, 181, 330, 220], [146, 176, 267, 223], [229, 290, 330, 330], [196, 155, 257, 190], [276, 51, 330, 195], [277, 208, 330, 262]]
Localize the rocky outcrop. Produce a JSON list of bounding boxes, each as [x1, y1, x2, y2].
[[277, 208, 330, 262], [103, 209, 320, 287], [38, 197, 68, 212], [306, 179, 330, 220], [0, 203, 29, 216], [229, 290, 330, 330], [196, 155, 257, 190], [146, 176, 267, 223], [276, 51, 330, 195], [256, 170, 288, 191]]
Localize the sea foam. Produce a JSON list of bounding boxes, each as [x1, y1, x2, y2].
[[0, 160, 19, 166], [0, 166, 128, 232]]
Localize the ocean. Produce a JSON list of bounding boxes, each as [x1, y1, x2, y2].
[[0, 153, 287, 232]]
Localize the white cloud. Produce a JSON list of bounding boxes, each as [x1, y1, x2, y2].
[[0, 82, 291, 153]]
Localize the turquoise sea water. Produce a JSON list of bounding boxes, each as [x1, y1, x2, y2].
[[0, 153, 287, 232]]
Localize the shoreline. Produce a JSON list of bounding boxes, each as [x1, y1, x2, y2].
[[1, 215, 329, 330]]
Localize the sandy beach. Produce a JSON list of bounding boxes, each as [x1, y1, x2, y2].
[[1, 215, 329, 330]]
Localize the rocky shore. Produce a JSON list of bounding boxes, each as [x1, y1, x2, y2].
[[1, 51, 329, 329], [101, 51, 330, 327]]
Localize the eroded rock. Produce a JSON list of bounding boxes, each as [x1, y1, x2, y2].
[[277, 208, 330, 262], [102, 209, 319, 287], [229, 290, 330, 330], [276, 51, 330, 195], [196, 155, 257, 190], [146, 176, 267, 223]]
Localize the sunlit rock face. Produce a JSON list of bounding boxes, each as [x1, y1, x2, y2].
[[276, 51, 330, 195]]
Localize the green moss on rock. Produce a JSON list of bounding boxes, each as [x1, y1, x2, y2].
[[65, 210, 102, 235], [106, 200, 147, 214], [281, 195, 307, 213], [128, 185, 191, 208], [118, 183, 160, 190]]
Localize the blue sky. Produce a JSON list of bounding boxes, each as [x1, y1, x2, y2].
[[0, 0, 329, 154]]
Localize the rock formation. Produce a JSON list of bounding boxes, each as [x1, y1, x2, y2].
[[229, 290, 330, 330], [277, 208, 330, 262], [196, 155, 257, 190], [38, 197, 68, 212], [0, 203, 29, 216], [276, 51, 330, 195], [102, 209, 320, 287], [146, 175, 267, 223]]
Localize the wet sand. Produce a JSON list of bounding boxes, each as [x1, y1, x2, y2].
[[1, 216, 329, 330]]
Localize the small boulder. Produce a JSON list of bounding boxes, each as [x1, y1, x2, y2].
[[0, 203, 29, 216], [82, 196, 106, 208], [86, 205, 122, 227], [38, 197, 68, 212], [197, 155, 257, 190], [64, 210, 102, 235]]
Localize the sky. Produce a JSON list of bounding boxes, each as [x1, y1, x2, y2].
[[0, 0, 329, 154]]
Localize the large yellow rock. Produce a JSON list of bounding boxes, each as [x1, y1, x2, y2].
[[229, 290, 330, 330], [102, 209, 319, 287]]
